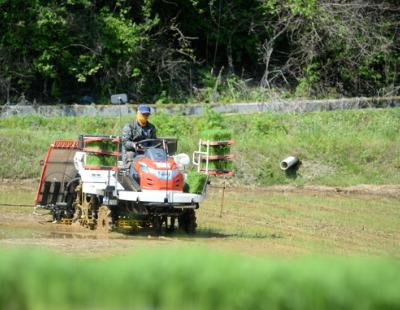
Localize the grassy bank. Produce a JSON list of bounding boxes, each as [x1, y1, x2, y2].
[[0, 248, 399, 310], [0, 108, 399, 185]]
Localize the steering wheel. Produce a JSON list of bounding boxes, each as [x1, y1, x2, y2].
[[135, 139, 163, 150]]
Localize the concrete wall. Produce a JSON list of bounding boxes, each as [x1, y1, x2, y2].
[[1, 96, 399, 117]]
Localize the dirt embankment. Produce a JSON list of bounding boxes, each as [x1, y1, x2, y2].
[[256, 184, 400, 198]]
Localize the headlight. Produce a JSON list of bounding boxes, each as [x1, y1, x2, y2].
[[174, 153, 190, 166]]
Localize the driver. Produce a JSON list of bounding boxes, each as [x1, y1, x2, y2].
[[121, 104, 157, 163]]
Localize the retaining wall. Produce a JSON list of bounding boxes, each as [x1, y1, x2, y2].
[[1, 96, 399, 117]]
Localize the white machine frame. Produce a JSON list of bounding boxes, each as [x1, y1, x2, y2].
[[74, 151, 206, 207]]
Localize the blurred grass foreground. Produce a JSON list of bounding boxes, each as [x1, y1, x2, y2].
[[0, 248, 399, 310]]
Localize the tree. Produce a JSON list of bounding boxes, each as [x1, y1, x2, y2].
[[0, 0, 398, 104]]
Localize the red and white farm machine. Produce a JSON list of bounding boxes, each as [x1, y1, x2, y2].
[[35, 137, 235, 236], [34, 135, 212, 234]]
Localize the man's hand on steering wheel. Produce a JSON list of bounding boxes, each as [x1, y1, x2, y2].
[[135, 139, 163, 150]]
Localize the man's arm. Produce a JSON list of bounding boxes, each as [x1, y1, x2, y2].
[[121, 123, 137, 151], [151, 124, 157, 139]]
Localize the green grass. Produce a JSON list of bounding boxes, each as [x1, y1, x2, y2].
[[0, 248, 400, 310], [0, 108, 399, 185]]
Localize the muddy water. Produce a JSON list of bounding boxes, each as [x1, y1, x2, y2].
[[0, 182, 221, 255], [2, 182, 399, 257], [0, 183, 310, 258], [0, 183, 136, 240]]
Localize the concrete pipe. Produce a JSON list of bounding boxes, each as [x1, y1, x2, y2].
[[280, 156, 299, 170]]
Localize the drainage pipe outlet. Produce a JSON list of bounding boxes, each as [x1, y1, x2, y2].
[[280, 156, 299, 170]]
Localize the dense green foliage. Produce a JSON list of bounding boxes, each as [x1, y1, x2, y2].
[[0, 1, 399, 104], [0, 108, 399, 185], [0, 248, 399, 309]]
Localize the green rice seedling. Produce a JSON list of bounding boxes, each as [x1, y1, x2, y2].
[[85, 140, 118, 152], [205, 145, 231, 156], [203, 160, 233, 171], [86, 154, 117, 167], [184, 171, 208, 193], [200, 129, 232, 156], [200, 129, 232, 141]]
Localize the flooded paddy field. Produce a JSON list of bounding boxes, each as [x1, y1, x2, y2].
[[1, 181, 399, 257]]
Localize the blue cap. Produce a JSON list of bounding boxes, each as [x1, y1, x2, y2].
[[138, 104, 151, 114]]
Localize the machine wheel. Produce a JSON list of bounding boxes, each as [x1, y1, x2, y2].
[[71, 202, 82, 225], [153, 216, 162, 235], [71, 183, 82, 225], [179, 209, 197, 234], [80, 196, 91, 227], [72, 185, 96, 229], [167, 217, 176, 233], [97, 205, 113, 233]]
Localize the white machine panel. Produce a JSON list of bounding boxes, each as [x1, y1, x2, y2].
[[118, 190, 204, 204], [75, 151, 206, 204]]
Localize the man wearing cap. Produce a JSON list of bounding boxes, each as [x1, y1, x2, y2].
[[121, 104, 157, 162]]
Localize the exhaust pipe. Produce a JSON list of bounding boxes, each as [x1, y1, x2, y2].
[[280, 156, 300, 170]]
